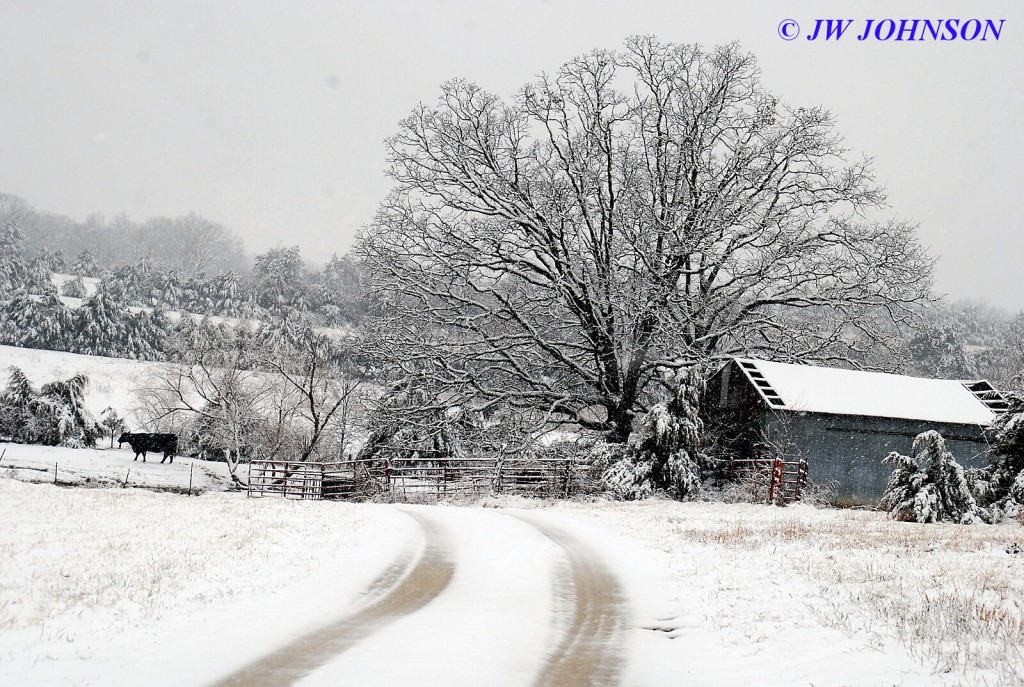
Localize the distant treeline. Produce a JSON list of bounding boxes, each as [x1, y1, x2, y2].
[[15, 202, 248, 278], [1, 193, 371, 348]]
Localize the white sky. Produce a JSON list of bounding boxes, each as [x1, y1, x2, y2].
[[0, 0, 1021, 309]]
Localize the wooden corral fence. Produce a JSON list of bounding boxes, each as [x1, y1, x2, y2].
[[247, 456, 584, 501], [729, 457, 809, 505]]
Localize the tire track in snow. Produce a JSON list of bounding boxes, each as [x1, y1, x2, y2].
[[211, 510, 453, 687], [516, 515, 626, 687]]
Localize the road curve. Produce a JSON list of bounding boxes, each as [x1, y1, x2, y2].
[[515, 515, 627, 687], [210, 510, 454, 687]]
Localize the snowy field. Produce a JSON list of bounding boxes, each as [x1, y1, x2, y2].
[[0, 477, 416, 687], [2, 462, 1023, 685], [543, 498, 1024, 686], [0, 443, 236, 493]]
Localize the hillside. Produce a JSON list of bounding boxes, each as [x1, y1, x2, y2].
[[1, 343, 160, 420]]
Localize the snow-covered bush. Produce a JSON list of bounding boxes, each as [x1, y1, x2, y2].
[[602, 368, 712, 501], [0, 366, 99, 447], [61, 275, 87, 298], [99, 407, 128, 448], [972, 394, 1024, 521], [881, 430, 982, 524]]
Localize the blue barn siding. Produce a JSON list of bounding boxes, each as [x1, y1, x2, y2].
[[762, 413, 991, 503]]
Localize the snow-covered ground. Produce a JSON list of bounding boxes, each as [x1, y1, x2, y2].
[[541, 498, 1024, 686], [0, 477, 415, 687], [3, 464, 1022, 686], [52, 273, 100, 298], [2, 345, 1022, 685], [0, 443, 236, 493]]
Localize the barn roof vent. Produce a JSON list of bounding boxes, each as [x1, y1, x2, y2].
[[962, 381, 1010, 414], [737, 359, 787, 408]]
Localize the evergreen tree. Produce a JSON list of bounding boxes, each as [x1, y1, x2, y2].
[[72, 281, 133, 357], [71, 248, 103, 278], [254, 246, 306, 312], [154, 268, 183, 308], [909, 327, 977, 379], [602, 368, 710, 500], [61, 275, 88, 299], [881, 430, 982, 523], [0, 367, 98, 447], [0, 207, 27, 293], [0, 292, 72, 350], [35, 245, 67, 272], [25, 257, 57, 297], [973, 394, 1024, 519]]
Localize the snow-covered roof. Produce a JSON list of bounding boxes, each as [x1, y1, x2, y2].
[[731, 357, 1006, 426]]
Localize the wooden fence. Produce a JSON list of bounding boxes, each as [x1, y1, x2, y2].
[[247, 456, 585, 501], [728, 457, 809, 505]]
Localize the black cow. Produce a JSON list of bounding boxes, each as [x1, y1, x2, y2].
[[118, 432, 179, 464]]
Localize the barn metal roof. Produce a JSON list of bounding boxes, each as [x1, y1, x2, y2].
[[732, 357, 1007, 426]]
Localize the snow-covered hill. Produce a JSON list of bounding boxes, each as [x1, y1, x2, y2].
[[0, 343, 161, 420]]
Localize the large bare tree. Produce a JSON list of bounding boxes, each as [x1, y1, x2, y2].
[[358, 37, 933, 441]]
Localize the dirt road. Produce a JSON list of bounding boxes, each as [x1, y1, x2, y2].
[[211, 506, 628, 687], [518, 515, 626, 687], [212, 511, 454, 687]]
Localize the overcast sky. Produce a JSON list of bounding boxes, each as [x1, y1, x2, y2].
[[1, 0, 1021, 309]]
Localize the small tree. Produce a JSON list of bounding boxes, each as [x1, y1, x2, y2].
[[972, 394, 1024, 520], [71, 248, 103, 278], [602, 368, 709, 500], [100, 406, 128, 448], [0, 195, 27, 293], [61, 275, 88, 299], [881, 430, 981, 524]]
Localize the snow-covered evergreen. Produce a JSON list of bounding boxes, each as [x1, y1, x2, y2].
[[880, 430, 982, 524], [70, 248, 103, 278], [602, 368, 711, 500], [971, 394, 1024, 520], [60, 275, 87, 298], [0, 366, 99, 447]]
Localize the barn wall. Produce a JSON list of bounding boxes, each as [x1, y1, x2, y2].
[[764, 413, 991, 503]]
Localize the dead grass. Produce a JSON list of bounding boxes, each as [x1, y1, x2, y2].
[[556, 499, 1024, 686], [697, 508, 1024, 684]]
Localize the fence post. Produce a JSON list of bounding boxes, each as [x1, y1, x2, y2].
[[769, 458, 783, 505], [796, 459, 809, 500]]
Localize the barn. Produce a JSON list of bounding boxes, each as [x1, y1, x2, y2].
[[706, 357, 1009, 504]]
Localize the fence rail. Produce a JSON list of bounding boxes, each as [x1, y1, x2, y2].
[[247, 456, 585, 501]]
